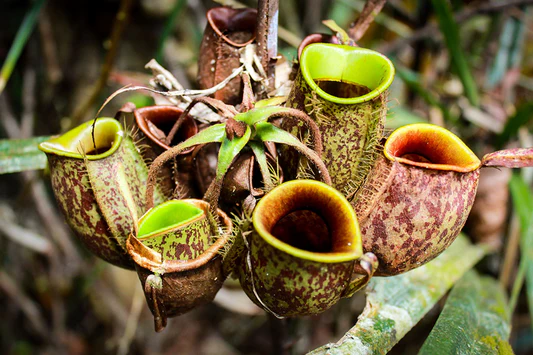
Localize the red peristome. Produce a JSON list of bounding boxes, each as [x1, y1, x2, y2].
[[482, 148, 533, 168], [385, 124, 481, 173], [134, 106, 198, 151], [297, 33, 342, 60]]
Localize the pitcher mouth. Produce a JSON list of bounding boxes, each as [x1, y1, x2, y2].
[[207, 7, 257, 47], [127, 199, 233, 273], [252, 180, 362, 263], [299, 43, 395, 105], [137, 200, 206, 240], [38, 118, 123, 160], [384, 123, 481, 172]]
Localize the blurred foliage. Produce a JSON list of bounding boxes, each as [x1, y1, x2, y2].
[[1, 0, 533, 354]]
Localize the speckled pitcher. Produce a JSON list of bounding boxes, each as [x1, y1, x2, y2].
[[283, 43, 395, 195], [236, 180, 377, 318], [133, 105, 198, 198], [39, 118, 164, 269], [197, 6, 257, 104], [127, 199, 232, 331], [353, 123, 482, 275]]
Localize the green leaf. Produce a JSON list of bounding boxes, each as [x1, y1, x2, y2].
[[431, 0, 479, 107], [0, 0, 46, 93], [175, 123, 226, 151], [509, 173, 533, 336], [496, 102, 533, 149], [309, 235, 488, 355], [509, 173, 533, 229], [248, 141, 272, 189], [322, 19, 350, 44], [419, 270, 512, 355], [234, 106, 291, 126], [216, 126, 251, 180], [255, 122, 308, 151], [0, 136, 50, 174]]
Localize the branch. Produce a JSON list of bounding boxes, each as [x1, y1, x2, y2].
[[348, 0, 388, 42], [309, 235, 489, 354], [255, 0, 279, 96]]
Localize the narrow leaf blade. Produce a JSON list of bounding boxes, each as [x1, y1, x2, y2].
[[0, 136, 50, 174], [431, 0, 479, 106], [216, 126, 251, 179]]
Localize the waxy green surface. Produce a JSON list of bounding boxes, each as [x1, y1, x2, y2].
[[138, 200, 211, 261], [284, 44, 394, 193], [0, 136, 50, 174]]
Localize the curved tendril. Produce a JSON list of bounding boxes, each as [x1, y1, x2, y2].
[[165, 97, 237, 145], [292, 142, 332, 185], [267, 109, 323, 156], [145, 145, 192, 210]]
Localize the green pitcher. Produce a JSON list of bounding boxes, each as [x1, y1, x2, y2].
[[283, 43, 395, 196], [39, 118, 163, 269], [127, 199, 233, 331]]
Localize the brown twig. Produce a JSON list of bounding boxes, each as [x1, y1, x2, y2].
[[255, 0, 278, 97], [70, 0, 134, 127], [379, 0, 533, 54], [348, 0, 388, 42]]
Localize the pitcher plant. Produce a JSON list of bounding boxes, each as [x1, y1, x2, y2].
[[38, 118, 164, 269], [283, 43, 395, 196], [127, 199, 232, 331], [236, 179, 377, 318], [354, 123, 533, 275], [197, 6, 257, 105]]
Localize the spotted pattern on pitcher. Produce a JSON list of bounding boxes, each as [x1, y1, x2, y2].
[[47, 154, 135, 269], [140, 217, 211, 261], [283, 72, 386, 193], [356, 157, 480, 276], [238, 232, 354, 317], [45, 137, 163, 270]]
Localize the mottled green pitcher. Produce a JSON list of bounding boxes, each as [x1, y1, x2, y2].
[[236, 180, 377, 318], [283, 43, 395, 195], [39, 118, 162, 269], [127, 199, 232, 331]]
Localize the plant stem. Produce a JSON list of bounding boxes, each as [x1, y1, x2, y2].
[[0, 0, 46, 95], [256, 0, 278, 96], [348, 0, 387, 42]]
